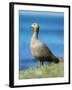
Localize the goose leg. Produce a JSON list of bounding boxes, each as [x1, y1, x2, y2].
[[40, 61, 44, 66]]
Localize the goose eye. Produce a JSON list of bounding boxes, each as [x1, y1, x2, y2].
[[34, 24, 35, 26]]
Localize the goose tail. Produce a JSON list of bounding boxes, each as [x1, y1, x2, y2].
[[54, 57, 60, 63]]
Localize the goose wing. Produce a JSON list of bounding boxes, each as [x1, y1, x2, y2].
[[36, 42, 54, 59]]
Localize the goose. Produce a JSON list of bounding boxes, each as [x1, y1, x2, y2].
[[30, 23, 59, 65]]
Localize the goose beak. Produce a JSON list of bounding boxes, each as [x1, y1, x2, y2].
[[31, 24, 33, 28], [30, 24, 34, 29]]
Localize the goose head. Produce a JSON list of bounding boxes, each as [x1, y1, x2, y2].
[[31, 23, 39, 32]]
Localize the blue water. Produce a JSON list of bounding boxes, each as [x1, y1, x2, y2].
[[19, 10, 64, 70]]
